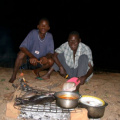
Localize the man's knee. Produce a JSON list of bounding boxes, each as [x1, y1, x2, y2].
[[78, 54, 88, 64], [48, 58, 54, 67], [17, 51, 26, 60], [80, 54, 88, 60]]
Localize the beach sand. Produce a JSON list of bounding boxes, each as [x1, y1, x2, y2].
[[0, 67, 120, 120]]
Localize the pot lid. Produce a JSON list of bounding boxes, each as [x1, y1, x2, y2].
[[79, 95, 105, 107]]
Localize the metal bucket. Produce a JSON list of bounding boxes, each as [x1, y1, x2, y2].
[[78, 95, 108, 118]]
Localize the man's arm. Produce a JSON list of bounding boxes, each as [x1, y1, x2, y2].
[[20, 47, 35, 58], [20, 47, 38, 66], [53, 52, 67, 77], [45, 53, 54, 59], [38, 53, 54, 65], [53, 52, 62, 67], [78, 62, 93, 85]]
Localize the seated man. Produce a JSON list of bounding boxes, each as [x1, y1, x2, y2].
[[41, 31, 93, 92], [9, 18, 54, 83]]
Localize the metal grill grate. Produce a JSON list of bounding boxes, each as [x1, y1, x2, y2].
[[14, 89, 76, 120], [17, 102, 75, 113], [14, 89, 77, 113]]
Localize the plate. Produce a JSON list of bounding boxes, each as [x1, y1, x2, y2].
[[79, 95, 105, 107]]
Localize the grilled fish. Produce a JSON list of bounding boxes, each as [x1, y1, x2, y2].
[[22, 91, 37, 99], [15, 94, 55, 105]]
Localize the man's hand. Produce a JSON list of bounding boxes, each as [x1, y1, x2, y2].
[[39, 57, 48, 65], [77, 75, 87, 85], [29, 57, 38, 66], [59, 66, 67, 77]]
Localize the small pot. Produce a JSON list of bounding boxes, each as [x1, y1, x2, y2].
[[54, 91, 81, 109], [78, 95, 108, 118]]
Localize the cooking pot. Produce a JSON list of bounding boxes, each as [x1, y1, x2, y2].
[[54, 91, 81, 109], [78, 95, 108, 118]]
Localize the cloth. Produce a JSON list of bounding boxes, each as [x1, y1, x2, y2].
[[20, 29, 54, 59], [62, 82, 76, 91], [62, 77, 80, 91], [67, 77, 80, 86], [55, 42, 93, 69], [53, 53, 92, 82]]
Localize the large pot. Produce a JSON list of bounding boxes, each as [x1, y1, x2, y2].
[[78, 95, 108, 118], [54, 91, 81, 109]]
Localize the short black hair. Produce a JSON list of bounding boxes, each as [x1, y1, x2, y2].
[[69, 31, 80, 38], [38, 17, 50, 25]]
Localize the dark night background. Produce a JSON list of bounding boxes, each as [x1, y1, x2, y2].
[[0, 0, 120, 72]]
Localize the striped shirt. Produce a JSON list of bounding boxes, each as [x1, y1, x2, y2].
[[55, 42, 93, 69]]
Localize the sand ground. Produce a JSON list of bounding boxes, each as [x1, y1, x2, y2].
[[0, 67, 120, 120]]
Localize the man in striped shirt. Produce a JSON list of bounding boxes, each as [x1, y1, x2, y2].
[[41, 31, 93, 91]]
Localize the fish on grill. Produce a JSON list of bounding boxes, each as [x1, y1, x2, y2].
[[15, 94, 55, 105], [22, 91, 37, 99]]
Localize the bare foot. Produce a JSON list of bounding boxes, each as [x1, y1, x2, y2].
[[40, 74, 50, 80], [9, 76, 16, 83], [33, 69, 40, 77]]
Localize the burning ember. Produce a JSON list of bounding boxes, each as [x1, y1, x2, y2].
[[20, 72, 24, 77], [19, 78, 32, 91]]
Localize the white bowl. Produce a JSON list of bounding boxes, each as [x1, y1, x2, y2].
[[79, 95, 105, 107]]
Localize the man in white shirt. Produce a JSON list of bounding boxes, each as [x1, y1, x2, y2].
[[41, 31, 93, 91]]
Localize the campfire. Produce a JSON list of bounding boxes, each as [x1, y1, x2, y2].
[[6, 77, 101, 120], [19, 77, 33, 91], [12, 77, 75, 120]]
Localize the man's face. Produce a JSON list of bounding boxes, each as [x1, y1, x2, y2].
[[68, 34, 80, 51], [37, 20, 50, 34]]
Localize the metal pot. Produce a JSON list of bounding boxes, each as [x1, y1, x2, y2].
[[78, 95, 108, 118], [54, 91, 81, 109]]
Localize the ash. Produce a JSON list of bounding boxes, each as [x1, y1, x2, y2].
[[18, 112, 70, 120], [18, 103, 71, 120]]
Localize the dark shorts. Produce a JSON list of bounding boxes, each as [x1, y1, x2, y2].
[[20, 57, 42, 70]]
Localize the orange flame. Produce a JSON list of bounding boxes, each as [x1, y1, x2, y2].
[[20, 73, 24, 77], [23, 78, 27, 83]]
